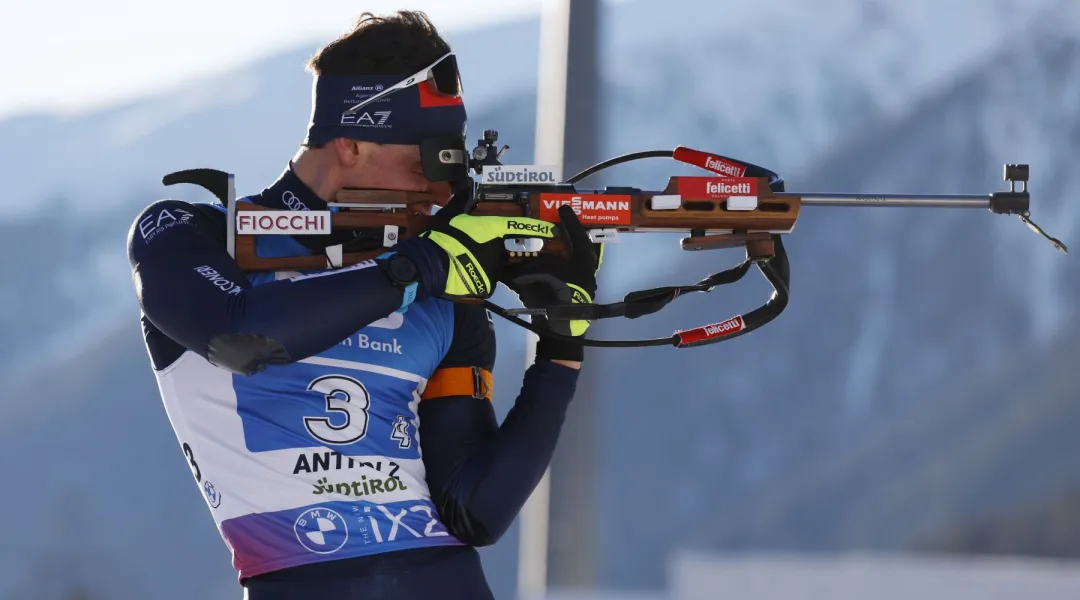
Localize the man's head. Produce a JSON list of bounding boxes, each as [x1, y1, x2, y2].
[[294, 10, 466, 210]]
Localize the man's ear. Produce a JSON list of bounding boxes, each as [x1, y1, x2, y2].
[[334, 138, 363, 168]]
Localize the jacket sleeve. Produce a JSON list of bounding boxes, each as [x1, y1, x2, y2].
[[126, 200, 442, 375], [418, 303, 580, 546]]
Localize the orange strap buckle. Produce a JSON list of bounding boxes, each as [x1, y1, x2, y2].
[[422, 366, 493, 402]]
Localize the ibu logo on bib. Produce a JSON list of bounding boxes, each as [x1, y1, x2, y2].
[[294, 507, 348, 554]]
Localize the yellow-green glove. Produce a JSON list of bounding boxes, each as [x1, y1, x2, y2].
[[503, 204, 603, 362], [419, 190, 557, 299]]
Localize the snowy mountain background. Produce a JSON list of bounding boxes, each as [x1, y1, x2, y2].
[[1, 0, 1078, 598]]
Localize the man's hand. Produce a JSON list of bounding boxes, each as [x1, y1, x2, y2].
[[504, 204, 603, 364], [420, 189, 558, 299]]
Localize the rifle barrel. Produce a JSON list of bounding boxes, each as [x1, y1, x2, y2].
[[792, 193, 990, 208]]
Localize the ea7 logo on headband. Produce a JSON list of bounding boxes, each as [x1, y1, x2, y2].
[[341, 110, 392, 128]]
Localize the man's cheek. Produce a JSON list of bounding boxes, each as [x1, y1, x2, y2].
[[429, 182, 452, 205]]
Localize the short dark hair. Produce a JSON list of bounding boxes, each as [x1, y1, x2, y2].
[[306, 10, 451, 77]]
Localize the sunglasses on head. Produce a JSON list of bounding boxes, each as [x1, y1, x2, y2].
[[342, 51, 462, 117]]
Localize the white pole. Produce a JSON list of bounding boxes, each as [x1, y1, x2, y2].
[[517, 1, 571, 598]]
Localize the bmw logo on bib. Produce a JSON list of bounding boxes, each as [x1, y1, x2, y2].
[[294, 507, 348, 554], [203, 480, 221, 508]]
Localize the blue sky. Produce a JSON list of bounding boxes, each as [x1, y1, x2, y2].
[[0, 0, 550, 120]]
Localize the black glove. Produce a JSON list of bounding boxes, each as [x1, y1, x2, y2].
[[504, 204, 603, 362]]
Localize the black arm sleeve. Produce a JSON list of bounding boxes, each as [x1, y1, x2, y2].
[[127, 200, 433, 375], [418, 303, 579, 546]]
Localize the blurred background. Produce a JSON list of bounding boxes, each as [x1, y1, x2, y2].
[[2, 0, 1079, 598]]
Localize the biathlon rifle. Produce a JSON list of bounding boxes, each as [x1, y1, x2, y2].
[[163, 129, 1067, 350]]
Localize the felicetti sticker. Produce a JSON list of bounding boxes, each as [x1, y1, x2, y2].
[[539, 194, 633, 225], [672, 147, 747, 177], [675, 315, 746, 346], [676, 177, 759, 200]]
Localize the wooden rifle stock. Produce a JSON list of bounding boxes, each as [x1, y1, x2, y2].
[[231, 176, 799, 272]]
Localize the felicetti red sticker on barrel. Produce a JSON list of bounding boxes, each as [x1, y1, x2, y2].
[[539, 194, 633, 225]]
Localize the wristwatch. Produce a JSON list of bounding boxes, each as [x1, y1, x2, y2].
[[379, 252, 420, 313]]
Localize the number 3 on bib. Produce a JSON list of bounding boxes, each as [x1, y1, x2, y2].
[[304, 375, 371, 445]]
